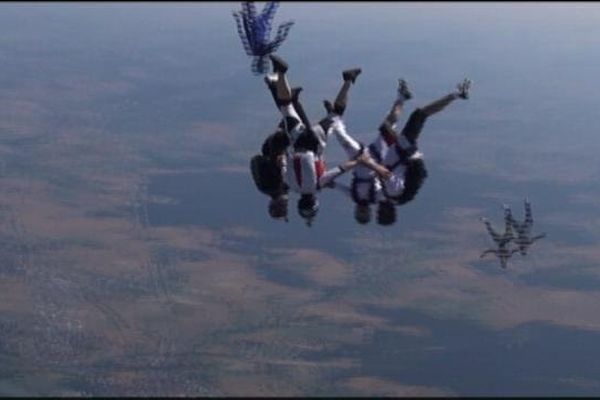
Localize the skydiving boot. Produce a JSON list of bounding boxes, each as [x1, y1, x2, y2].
[[342, 68, 362, 84], [457, 78, 472, 99], [397, 79, 413, 101], [269, 54, 288, 74], [332, 69, 361, 116], [382, 80, 411, 127]]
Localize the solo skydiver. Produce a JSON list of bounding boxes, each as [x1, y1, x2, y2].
[[480, 207, 519, 269]]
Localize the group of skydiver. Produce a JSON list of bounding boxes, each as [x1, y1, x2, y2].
[[251, 54, 472, 226], [480, 199, 546, 268]]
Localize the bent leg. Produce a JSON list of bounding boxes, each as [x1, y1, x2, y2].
[[268, 54, 293, 106], [374, 79, 413, 154], [274, 71, 293, 105], [370, 120, 399, 163], [265, 75, 301, 129], [262, 129, 290, 158], [265, 79, 281, 109], [277, 104, 304, 136], [330, 118, 363, 159], [332, 68, 361, 116], [291, 90, 313, 132], [420, 93, 460, 117], [265, 72, 293, 108], [419, 78, 470, 117], [321, 68, 361, 121], [333, 80, 352, 116], [382, 79, 413, 127], [399, 109, 428, 145], [383, 100, 404, 128], [316, 68, 362, 141]]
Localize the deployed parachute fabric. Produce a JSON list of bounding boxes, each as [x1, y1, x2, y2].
[[232, 1, 295, 75]]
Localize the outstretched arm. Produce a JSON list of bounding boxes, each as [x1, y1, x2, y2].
[[319, 159, 360, 188], [357, 152, 392, 179]]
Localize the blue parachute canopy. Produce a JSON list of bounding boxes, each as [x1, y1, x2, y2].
[[233, 1, 295, 75]]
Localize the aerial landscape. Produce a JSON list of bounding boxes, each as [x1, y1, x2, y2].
[[1, 2, 600, 396]]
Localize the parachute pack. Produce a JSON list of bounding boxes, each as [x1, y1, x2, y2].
[[250, 154, 286, 197]]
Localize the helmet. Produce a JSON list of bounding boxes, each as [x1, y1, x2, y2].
[[377, 201, 396, 226], [298, 194, 319, 226], [354, 204, 371, 225], [269, 195, 288, 221]]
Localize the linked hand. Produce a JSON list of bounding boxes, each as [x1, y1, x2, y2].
[[357, 151, 372, 164], [379, 168, 392, 180]]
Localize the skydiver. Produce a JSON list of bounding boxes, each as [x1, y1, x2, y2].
[[504, 199, 546, 256], [249, 148, 290, 221], [480, 207, 518, 269], [324, 79, 412, 224], [263, 54, 366, 225]]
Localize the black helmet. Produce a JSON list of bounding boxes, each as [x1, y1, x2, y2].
[[269, 195, 288, 221], [354, 203, 371, 225], [377, 200, 396, 226], [298, 194, 319, 226]]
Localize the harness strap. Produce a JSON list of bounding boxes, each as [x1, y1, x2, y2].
[[354, 177, 373, 183], [350, 143, 377, 204]]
